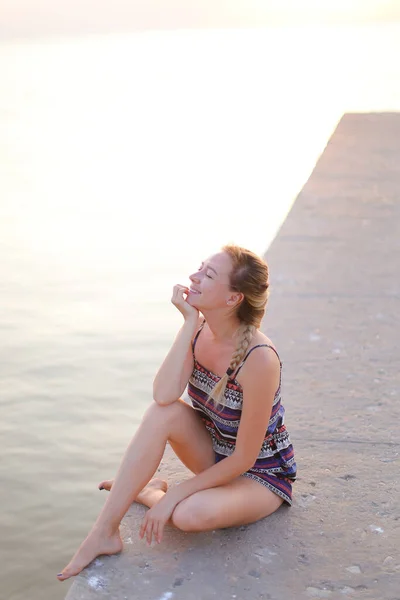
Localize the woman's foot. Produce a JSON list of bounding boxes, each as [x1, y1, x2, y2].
[[98, 478, 113, 491], [57, 527, 123, 581], [98, 477, 168, 507], [136, 478, 168, 507]]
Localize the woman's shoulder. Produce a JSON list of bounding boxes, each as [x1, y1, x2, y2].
[[235, 330, 281, 388], [251, 329, 277, 352], [241, 329, 281, 371]]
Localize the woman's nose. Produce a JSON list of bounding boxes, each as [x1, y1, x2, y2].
[[189, 273, 200, 283]]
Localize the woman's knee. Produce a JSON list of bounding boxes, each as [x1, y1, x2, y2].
[[142, 399, 182, 425], [171, 498, 213, 532]]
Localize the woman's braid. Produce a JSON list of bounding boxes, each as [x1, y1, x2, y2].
[[227, 323, 255, 375], [207, 323, 255, 408]]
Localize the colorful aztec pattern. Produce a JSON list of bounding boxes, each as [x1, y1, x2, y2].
[[187, 326, 297, 505]]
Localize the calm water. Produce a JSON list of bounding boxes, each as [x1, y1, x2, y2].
[[1, 24, 400, 600]]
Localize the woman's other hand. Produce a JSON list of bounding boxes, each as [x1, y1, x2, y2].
[[139, 492, 179, 545]]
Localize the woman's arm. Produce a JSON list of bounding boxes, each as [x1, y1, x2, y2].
[[153, 316, 200, 405], [153, 284, 201, 405]]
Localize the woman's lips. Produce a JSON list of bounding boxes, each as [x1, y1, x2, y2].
[[189, 288, 201, 295]]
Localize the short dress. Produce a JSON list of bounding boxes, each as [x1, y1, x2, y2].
[[187, 321, 297, 505]]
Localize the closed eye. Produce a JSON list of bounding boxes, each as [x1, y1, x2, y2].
[[198, 262, 216, 279]]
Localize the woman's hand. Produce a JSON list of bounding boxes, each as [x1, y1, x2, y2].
[[171, 284, 199, 321], [139, 492, 180, 545]]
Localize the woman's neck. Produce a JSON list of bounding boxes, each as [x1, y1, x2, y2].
[[201, 310, 242, 344]]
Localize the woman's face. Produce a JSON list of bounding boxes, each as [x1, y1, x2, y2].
[[187, 251, 242, 310]]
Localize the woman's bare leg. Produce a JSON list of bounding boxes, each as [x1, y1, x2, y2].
[[57, 400, 215, 581]]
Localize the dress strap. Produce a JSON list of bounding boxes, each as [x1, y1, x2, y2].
[[192, 319, 206, 355], [234, 344, 282, 378]]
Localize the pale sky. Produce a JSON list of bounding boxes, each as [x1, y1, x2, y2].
[[1, 0, 400, 39]]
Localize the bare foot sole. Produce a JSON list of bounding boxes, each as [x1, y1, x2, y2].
[[57, 529, 123, 581], [98, 477, 168, 505]]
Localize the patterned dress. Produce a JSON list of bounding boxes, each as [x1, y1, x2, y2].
[[187, 321, 297, 505]]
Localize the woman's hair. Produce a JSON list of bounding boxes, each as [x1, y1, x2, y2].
[[207, 244, 269, 408]]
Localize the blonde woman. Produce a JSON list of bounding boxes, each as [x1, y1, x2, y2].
[[57, 245, 296, 581]]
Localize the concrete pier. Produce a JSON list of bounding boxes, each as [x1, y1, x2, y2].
[[66, 113, 400, 600]]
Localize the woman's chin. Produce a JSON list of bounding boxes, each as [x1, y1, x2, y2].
[[187, 294, 201, 307]]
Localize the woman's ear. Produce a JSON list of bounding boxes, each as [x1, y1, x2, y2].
[[226, 292, 244, 307]]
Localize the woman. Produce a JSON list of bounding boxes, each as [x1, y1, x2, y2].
[[57, 244, 296, 581]]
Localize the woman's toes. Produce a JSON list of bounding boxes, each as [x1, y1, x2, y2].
[[98, 479, 113, 491], [56, 563, 78, 581]]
